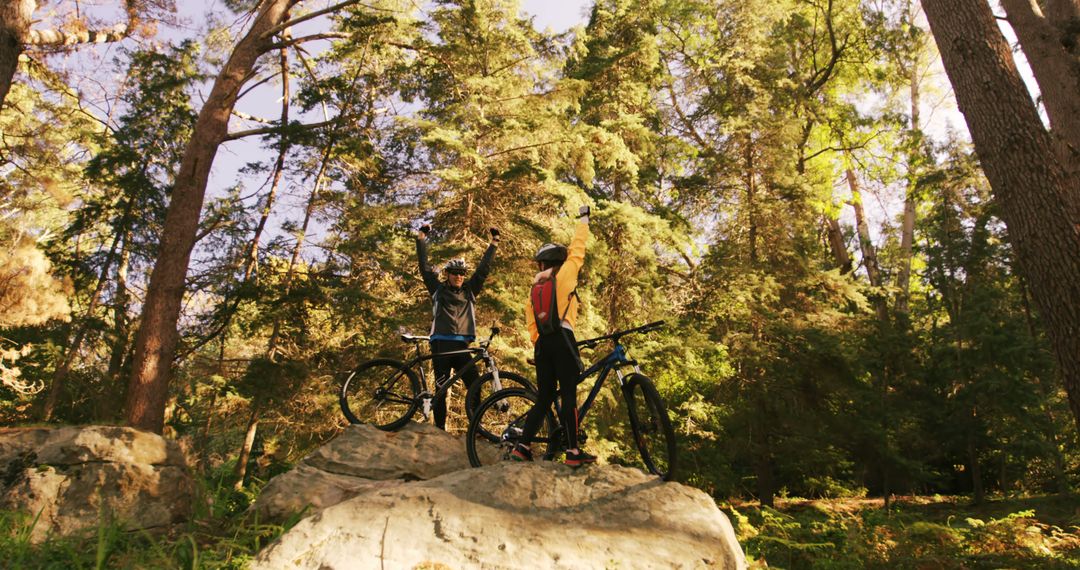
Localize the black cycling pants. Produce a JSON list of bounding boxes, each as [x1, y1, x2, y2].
[[430, 339, 479, 429], [520, 328, 583, 450]]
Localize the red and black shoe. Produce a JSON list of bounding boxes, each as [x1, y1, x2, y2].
[[564, 449, 596, 467], [510, 443, 534, 462]]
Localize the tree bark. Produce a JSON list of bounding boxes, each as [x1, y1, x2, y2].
[[0, 0, 34, 108], [125, 0, 293, 433], [895, 66, 920, 317], [1043, 0, 1080, 58], [846, 170, 883, 287], [1001, 0, 1080, 180], [106, 233, 132, 385], [744, 138, 758, 265], [922, 0, 1080, 435], [233, 405, 260, 489], [825, 217, 852, 274]]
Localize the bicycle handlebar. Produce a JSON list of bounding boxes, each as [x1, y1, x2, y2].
[[576, 320, 666, 349]]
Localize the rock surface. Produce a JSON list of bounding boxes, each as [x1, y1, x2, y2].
[[0, 425, 193, 542], [253, 422, 473, 521], [251, 422, 747, 569], [252, 461, 747, 569]]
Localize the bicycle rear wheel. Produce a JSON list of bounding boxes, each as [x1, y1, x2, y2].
[[466, 388, 557, 468], [623, 373, 677, 481], [464, 371, 536, 421], [340, 358, 420, 431]]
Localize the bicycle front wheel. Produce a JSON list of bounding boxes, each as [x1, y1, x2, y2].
[[466, 388, 556, 468], [340, 358, 420, 431], [623, 373, 677, 481]]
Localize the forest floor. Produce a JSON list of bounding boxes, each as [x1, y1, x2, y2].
[[728, 493, 1080, 569]]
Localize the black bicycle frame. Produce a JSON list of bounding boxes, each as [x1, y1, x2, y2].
[[566, 320, 664, 422], [399, 342, 496, 400], [574, 341, 639, 421]]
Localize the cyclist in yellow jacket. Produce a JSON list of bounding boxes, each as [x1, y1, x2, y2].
[[514, 205, 596, 466]]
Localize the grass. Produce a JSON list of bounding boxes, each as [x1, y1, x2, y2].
[[725, 493, 1080, 569]]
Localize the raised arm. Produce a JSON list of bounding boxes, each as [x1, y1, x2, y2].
[[555, 208, 590, 287], [468, 228, 499, 295], [416, 225, 440, 294]]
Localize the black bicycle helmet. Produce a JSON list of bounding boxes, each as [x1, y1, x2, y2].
[[443, 258, 469, 275], [534, 243, 568, 263]]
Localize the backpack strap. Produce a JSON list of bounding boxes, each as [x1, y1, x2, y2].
[[559, 286, 578, 323]]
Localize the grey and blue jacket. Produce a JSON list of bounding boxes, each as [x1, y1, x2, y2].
[[416, 237, 496, 342]]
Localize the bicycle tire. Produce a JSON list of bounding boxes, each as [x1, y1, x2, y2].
[[464, 371, 537, 421], [340, 358, 421, 431], [466, 388, 557, 468], [623, 373, 677, 481]]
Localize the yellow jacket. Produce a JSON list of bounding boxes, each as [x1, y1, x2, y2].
[[525, 219, 589, 344]]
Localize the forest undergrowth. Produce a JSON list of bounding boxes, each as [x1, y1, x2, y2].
[[730, 493, 1080, 569]]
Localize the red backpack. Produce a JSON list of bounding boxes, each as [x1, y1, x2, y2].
[[531, 271, 564, 336]]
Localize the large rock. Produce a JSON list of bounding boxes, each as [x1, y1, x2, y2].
[[253, 422, 473, 521], [0, 425, 193, 542], [252, 461, 747, 569]]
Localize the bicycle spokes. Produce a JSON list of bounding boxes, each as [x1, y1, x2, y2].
[[340, 359, 420, 430]]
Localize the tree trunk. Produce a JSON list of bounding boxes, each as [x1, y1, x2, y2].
[[825, 217, 852, 274], [124, 0, 292, 433], [745, 138, 758, 265], [922, 0, 1080, 435], [1001, 0, 1080, 180], [0, 1, 33, 108], [233, 405, 260, 489], [106, 233, 132, 385], [968, 425, 985, 505], [895, 66, 920, 317], [846, 170, 883, 287]]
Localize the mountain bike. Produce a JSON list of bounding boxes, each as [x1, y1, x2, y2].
[[339, 327, 534, 432], [465, 321, 677, 480]]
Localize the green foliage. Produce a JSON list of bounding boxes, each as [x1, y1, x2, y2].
[[733, 495, 1080, 569]]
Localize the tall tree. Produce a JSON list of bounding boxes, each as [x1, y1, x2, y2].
[[124, 0, 364, 432], [921, 0, 1080, 434]]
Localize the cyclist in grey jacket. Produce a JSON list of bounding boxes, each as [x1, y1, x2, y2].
[[416, 224, 499, 429]]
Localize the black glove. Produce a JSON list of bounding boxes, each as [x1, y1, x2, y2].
[[578, 205, 590, 219], [489, 227, 500, 241]]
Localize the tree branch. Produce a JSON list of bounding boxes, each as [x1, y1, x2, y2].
[[483, 139, 567, 159], [224, 117, 342, 142], [25, 24, 129, 47], [232, 109, 276, 124], [266, 32, 353, 51], [261, 0, 368, 40]]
